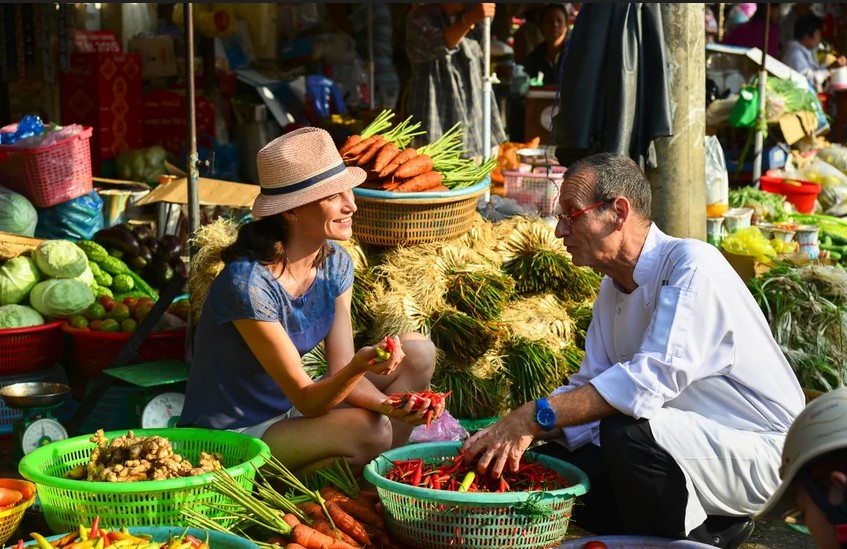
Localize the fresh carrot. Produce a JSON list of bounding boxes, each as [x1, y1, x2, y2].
[[281, 513, 302, 528], [395, 154, 433, 179], [283, 544, 307, 549], [337, 497, 386, 530], [357, 136, 387, 167], [380, 181, 400, 192], [429, 185, 450, 192], [395, 171, 443, 193], [0, 479, 35, 500], [338, 135, 362, 156], [297, 502, 326, 522], [326, 501, 371, 547], [0, 488, 22, 507], [311, 520, 362, 548], [372, 143, 400, 173], [343, 135, 380, 160], [378, 147, 417, 178], [358, 490, 380, 506], [290, 524, 358, 549], [319, 485, 350, 503]]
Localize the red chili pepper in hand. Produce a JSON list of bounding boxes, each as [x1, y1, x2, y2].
[[384, 336, 396, 354]]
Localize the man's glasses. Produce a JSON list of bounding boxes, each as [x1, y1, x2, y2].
[[554, 199, 612, 233]]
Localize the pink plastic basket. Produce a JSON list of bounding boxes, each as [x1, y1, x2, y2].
[[502, 166, 567, 217], [0, 126, 94, 207]]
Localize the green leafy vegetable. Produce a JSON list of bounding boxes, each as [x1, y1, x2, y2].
[[0, 256, 41, 305], [0, 304, 44, 329]]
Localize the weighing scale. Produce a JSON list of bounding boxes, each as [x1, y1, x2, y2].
[[104, 360, 190, 428], [0, 382, 70, 459]]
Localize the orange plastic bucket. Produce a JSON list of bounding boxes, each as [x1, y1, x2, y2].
[[760, 174, 820, 214]]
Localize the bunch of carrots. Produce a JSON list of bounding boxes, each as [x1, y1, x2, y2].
[[338, 111, 497, 193], [383, 390, 451, 429], [0, 478, 34, 511]]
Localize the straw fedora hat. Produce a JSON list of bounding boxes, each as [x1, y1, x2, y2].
[[252, 127, 366, 218]]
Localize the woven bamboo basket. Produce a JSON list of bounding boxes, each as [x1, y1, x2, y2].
[[352, 178, 490, 247]]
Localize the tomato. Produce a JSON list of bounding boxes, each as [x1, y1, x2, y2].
[[584, 542, 608, 549]]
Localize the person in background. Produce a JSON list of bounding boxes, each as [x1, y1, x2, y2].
[[782, 13, 847, 92], [705, 5, 719, 44], [722, 3, 782, 59], [405, 3, 507, 160], [724, 3, 757, 34], [180, 128, 437, 478], [757, 387, 847, 549], [522, 3, 570, 87], [462, 153, 805, 549], [512, 5, 546, 66], [780, 3, 813, 49], [349, 4, 400, 110]]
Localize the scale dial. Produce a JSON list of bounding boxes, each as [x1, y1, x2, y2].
[[21, 418, 68, 454], [142, 392, 185, 429]]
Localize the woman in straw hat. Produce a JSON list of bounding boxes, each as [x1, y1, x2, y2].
[[180, 127, 436, 476], [757, 387, 847, 549]]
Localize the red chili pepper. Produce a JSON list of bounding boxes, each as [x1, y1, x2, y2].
[[16, 539, 24, 549], [100, 531, 112, 547], [90, 516, 100, 538], [185, 535, 203, 548], [384, 336, 396, 354], [411, 460, 423, 486]]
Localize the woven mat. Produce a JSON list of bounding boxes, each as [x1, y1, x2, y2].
[[0, 231, 43, 261]]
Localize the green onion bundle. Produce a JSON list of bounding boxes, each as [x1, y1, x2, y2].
[[432, 364, 508, 419], [501, 337, 565, 407], [444, 264, 514, 321], [423, 307, 501, 364]]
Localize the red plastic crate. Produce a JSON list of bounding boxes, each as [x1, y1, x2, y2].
[[0, 321, 65, 375], [62, 323, 186, 378], [0, 126, 94, 207]]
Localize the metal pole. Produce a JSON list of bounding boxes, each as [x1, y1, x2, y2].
[[752, 2, 771, 189], [367, 3, 375, 109], [482, 16, 492, 202], [184, 3, 200, 250]]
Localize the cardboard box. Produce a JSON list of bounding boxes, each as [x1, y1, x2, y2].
[[142, 89, 216, 157], [61, 50, 143, 173], [134, 176, 259, 208], [778, 111, 819, 146], [129, 35, 178, 79]]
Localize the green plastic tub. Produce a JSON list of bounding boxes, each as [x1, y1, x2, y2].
[[363, 441, 589, 549]]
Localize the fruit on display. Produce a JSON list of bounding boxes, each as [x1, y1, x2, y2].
[[67, 295, 189, 334], [79, 224, 187, 296]]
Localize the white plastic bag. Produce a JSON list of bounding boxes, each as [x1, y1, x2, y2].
[[785, 156, 847, 216], [705, 136, 729, 217]]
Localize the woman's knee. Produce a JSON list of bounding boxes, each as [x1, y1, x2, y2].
[[347, 411, 393, 465], [399, 333, 437, 380]]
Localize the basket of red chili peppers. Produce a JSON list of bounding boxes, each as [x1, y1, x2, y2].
[[363, 441, 589, 549]]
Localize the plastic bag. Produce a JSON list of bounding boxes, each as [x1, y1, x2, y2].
[[785, 157, 847, 216], [34, 190, 104, 241], [728, 86, 759, 128], [408, 410, 469, 443], [705, 136, 729, 217], [818, 144, 847, 175]]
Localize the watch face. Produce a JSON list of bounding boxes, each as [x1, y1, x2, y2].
[[537, 407, 557, 429]]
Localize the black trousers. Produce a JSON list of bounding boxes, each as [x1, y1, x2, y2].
[[531, 415, 690, 538]]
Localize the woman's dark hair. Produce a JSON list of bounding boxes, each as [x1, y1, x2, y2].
[[542, 3, 569, 24], [794, 14, 823, 41], [221, 215, 332, 270]]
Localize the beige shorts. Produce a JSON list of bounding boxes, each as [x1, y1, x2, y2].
[[229, 406, 303, 439]]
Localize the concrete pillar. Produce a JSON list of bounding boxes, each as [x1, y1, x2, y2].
[[647, 3, 706, 240]]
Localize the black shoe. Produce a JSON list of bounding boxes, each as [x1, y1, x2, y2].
[[707, 517, 755, 549]]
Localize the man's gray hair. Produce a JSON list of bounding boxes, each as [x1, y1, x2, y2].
[[566, 153, 652, 220]]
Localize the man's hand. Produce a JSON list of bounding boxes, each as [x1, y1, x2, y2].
[[831, 55, 847, 69], [465, 3, 496, 26], [461, 404, 538, 478]]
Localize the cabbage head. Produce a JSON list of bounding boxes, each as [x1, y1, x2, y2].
[[0, 256, 41, 305], [0, 304, 44, 329], [76, 264, 95, 287], [0, 185, 37, 236], [33, 240, 88, 279], [29, 278, 94, 318]]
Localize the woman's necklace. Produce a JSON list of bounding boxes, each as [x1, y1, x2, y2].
[[284, 266, 314, 299]]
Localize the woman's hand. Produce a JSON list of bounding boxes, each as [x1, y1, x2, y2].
[[355, 336, 404, 376], [380, 393, 431, 426]]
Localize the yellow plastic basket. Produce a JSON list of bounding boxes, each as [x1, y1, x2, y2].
[[363, 441, 589, 549], [352, 179, 490, 247], [18, 428, 269, 534]]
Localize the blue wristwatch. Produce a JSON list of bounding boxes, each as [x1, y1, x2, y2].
[[534, 398, 557, 431]]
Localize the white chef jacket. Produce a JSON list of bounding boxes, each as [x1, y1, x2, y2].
[[551, 224, 805, 533]]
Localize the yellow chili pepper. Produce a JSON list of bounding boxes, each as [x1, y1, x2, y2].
[[79, 526, 90, 542], [30, 533, 54, 549]]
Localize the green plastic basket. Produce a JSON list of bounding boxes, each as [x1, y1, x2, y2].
[[18, 428, 269, 534], [363, 441, 589, 549]]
